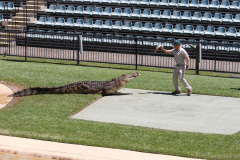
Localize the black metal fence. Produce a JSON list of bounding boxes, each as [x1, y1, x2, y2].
[[0, 30, 240, 77]]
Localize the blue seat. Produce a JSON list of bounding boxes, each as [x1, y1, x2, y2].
[[171, 11, 181, 20], [123, 35, 134, 44], [82, 6, 93, 15], [102, 7, 112, 16], [149, 0, 160, 6], [151, 10, 161, 19], [132, 22, 143, 31], [152, 23, 163, 32], [144, 36, 155, 46], [7, 2, 14, 10], [121, 0, 131, 4], [112, 21, 123, 30], [102, 20, 113, 29], [189, 0, 199, 7], [130, 0, 140, 5], [201, 12, 212, 22], [161, 10, 171, 20], [46, 4, 56, 13], [212, 13, 222, 22], [140, 0, 150, 5], [209, 0, 219, 9], [55, 5, 66, 14], [36, 17, 46, 25], [45, 17, 56, 26], [92, 19, 103, 29], [181, 11, 191, 21], [73, 19, 84, 28], [191, 12, 202, 21], [233, 14, 240, 24], [159, 0, 169, 6], [92, 7, 103, 16], [55, 18, 65, 27], [64, 18, 74, 27], [162, 23, 173, 33], [0, 14, 3, 22], [0, 2, 5, 10], [225, 27, 237, 37], [183, 25, 194, 34], [121, 8, 132, 17], [142, 22, 153, 32], [75, 6, 84, 15], [222, 13, 233, 23], [204, 26, 215, 36], [111, 0, 121, 4], [179, 0, 189, 7], [215, 27, 226, 37], [169, 0, 179, 7], [83, 19, 93, 28], [65, 5, 75, 14], [141, 9, 151, 18], [112, 8, 122, 17], [172, 24, 184, 34], [219, 0, 230, 9], [230, 1, 239, 10], [199, 0, 209, 8], [131, 9, 141, 18], [122, 21, 132, 31], [193, 25, 204, 35]]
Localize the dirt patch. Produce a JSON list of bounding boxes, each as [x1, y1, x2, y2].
[[0, 81, 25, 108]]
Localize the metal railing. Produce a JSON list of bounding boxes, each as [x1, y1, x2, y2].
[[0, 30, 240, 77]]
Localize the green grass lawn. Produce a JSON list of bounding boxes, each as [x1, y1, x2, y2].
[[0, 60, 240, 160]]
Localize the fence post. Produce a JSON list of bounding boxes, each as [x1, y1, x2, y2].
[[134, 38, 138, 70], [196, 44, 199, 75], [25, 31, 27, 62]]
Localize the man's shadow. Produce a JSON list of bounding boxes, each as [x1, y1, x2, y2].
[[139, 92, 184, 96]]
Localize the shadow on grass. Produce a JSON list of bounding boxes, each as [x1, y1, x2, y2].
[[230, 88, 240, 90]]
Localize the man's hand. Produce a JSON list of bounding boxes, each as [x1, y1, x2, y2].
[[186, 65, 189, 71], [155, 45, 162, 53]]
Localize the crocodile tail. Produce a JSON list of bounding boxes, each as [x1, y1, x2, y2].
[[8, 87, 46, 97]]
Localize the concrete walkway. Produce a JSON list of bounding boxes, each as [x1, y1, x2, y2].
[[0, 83, 204, 160], [0, 135, 204, 160], [0, 83, 13, 109]]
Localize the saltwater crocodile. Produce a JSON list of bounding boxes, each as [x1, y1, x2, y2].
[[9, 72, 140, 97]]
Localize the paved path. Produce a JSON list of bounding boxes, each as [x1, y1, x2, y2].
[[0, 83, 203, 160], [0, 83, 13, 109], [0, 135, 204, 160]]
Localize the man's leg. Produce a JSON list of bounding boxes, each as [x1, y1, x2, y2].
[[173, 67, 181, 92], [179, 66, 192, 95]]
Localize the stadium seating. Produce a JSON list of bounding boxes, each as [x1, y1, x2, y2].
[[142, 22, 153, 32], [172, 23, 184, 34], [193, 25, 205, 35], [132, 22, 143, 31], [169, 0, 179, 7], [183, 25, 194, 35], [230, 1, 239, 10], [0, 14, 3, 22], [215, 27, 226, 37], [122, 21, 132, 31], [171, 11, 181, 20], [204, 26, 215, 36], [191, 12, 202, 21], [201, 12, 212, 22], [225, 27, 237, 37]]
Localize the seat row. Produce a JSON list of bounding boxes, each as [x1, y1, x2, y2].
[[56, 0, 240, 10], [46, 5, 240, 24], [26, 29, 240, 51], [0, 2, 14, 11], [36, 17, 240, 38]]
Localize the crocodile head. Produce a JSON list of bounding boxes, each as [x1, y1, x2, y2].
[[120, 72, 140, 83]]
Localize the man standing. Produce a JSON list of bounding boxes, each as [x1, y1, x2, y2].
[[155, 40, 192, 96]]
